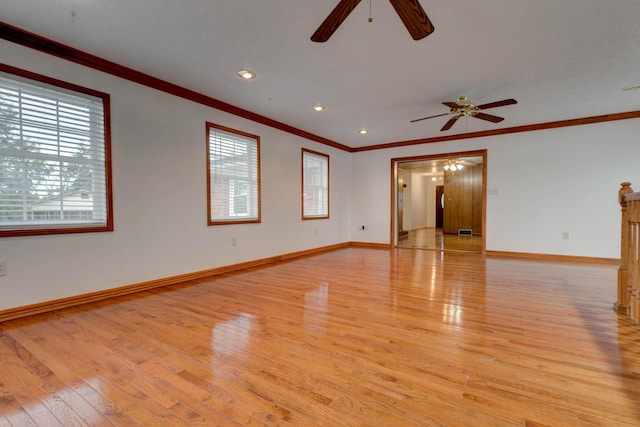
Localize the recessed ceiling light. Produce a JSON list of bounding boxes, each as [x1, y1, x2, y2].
[[359, 129, 368, 134], [236, 69, 256, 79], [623, 84, 640, 91], [312, 105, 325, 112]]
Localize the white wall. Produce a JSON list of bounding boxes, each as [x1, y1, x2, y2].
[[0, 41, 352, 311], [409, 172, 429, 230], [351, 119, 640, 259], [2, 39, 640, 313], [396, 170, 433, 232]]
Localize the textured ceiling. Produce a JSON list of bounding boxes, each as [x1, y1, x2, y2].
[[2, 0, 640, 148]]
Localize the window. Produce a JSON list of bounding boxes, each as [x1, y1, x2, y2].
[[0, 65, 112, 237], [302, 148, 329, 219], [206, 122, 260, 224]]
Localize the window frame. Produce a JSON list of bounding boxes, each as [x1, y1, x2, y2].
[[0, 63, 113, 238], [301, 148, 330, 220], [206, 122, 261, 225]]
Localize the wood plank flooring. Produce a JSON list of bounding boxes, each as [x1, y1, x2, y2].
[[0, 247, 638, 426], [397, 228, 482, 252]]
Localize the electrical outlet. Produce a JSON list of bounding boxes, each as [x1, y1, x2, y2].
[[562, 232, 570, 240], [231, 237, 237, 246], [0, 260, 6, 276]]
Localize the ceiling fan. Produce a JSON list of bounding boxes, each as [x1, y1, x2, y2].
[[411, 97, 518, 131], [311, 0, 434, 42]]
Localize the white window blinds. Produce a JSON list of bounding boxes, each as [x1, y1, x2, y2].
[[0, 69, 111, 236], [207, 123, 260, 224], [302, 149, 329, 219]]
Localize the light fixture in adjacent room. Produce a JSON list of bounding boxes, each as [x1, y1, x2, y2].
[[312, 104, 325, 112], [236, 69, 256, 79], [359, 128, 368, 134], [443, 159, 464, 172]]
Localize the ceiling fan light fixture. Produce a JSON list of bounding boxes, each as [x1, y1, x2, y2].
[[444, 159, 464, 172], [236, 69, 256, 79]]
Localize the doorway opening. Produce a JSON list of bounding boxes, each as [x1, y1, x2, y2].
[[391, 150, 486, 253]]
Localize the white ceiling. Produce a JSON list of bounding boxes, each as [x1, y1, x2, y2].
[[3, 0, 640, 149]]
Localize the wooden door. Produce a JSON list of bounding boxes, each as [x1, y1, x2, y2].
[[435, 185, 444, 228], [443, 165, 482, 234]]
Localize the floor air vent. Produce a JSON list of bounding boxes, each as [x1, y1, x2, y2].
[[458, 229, 473, 236]]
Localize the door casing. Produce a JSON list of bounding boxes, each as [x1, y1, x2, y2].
[[390, 149, 487, 252]]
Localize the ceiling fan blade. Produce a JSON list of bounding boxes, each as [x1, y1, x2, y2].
[[410, 112, 450, 123], [311, 0, 362, 42], [441, 116, 460, 131], [442, 101, 459, 109], [388, 0, 434, 40], [475, 98, 517, 110], [473, 112, 504, 123]]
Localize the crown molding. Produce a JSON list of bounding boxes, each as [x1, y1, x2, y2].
[[0, 22, 353, 153], [3, 21, 639, 155]]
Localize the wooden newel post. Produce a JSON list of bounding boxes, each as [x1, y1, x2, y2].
[[616, 182, 633, 313]]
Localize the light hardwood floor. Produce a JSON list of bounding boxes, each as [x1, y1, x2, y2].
[[397, 227, 482, 252], [0, 248, 638, 426]]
